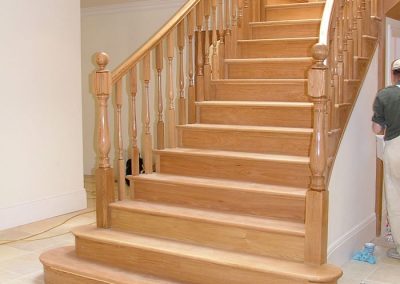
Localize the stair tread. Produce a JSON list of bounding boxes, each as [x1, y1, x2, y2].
[[72, 225, 342, 282], [155, 147, 310, 164], [111, 200, 305, 235], [130, 172, 307, 196], [177, 123, 313, 134], [265, 2, 326, 8], [238, 37, 318, 43], [250, 19, 321, 26], [225, 57, 312, 63], [195, 100, 313, 107], [40, 246, 183, 284]]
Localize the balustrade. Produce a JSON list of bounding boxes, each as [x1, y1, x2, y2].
[[92, 0, 240, 228]]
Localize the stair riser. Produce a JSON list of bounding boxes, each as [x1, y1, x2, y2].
[[156, 153, 310, 187], [226, 61, 312, 79], [44, 267, 104, 284], [111, 209, 304, 261], [238, 40, 316, 58], [251, 22, 320, 39], [133, 179, 306, 222], [264, 5, 324, 21], [76, 238, 308, 284], [197, 105, 313, 128], [178, 128, 311, 156], [211, 82, 309, 102]]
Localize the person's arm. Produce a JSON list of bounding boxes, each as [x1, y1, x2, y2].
[[372, 122, 384, 134], [372, 95, 385, 134]]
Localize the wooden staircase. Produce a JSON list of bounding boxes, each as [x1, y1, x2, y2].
[[41, 0, 381, 283]]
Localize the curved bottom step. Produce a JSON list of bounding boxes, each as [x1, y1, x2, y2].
[[40, 246, 182, 284]]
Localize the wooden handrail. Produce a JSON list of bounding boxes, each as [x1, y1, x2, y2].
[[111, 0, 201, 83]]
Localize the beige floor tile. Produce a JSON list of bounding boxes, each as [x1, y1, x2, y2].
[[0, 246, 30, 262], [0, 252, 43, 276], [0, 269, 20, 282], [8, 233, 74, 252], [7, 271, 45, 284], [366, 263, 400, 284], [340, 260, 378, 281]]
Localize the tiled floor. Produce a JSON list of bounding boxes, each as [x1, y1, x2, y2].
[[0, 209, 95, 283], [0, 209, 399, 283]]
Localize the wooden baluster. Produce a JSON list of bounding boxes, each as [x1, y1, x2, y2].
[[142, 53, 153, 173], [218, 0, 225, 79], [347, 0, 354, 79], [115, 79, 125, 200], [178, 20, 186, 125], [365, 0, 371, 36], [93, 52, 114, 228], [305, 44, 329, 265], [352, 0, 359, 58], [204, 0, 211, 100], [252, 0, 261, 22], [342, 1, 349, 80], [156, 42, 165, 150], [129, 66, 140, 179], [241, 0, 250, 39], [361, 0, 369, 37], [196, 1, 205, 102], [356, 0, 363, 57], [187, 10, 196, 123], [371, 0, 377, 18], [225, 0, 232, 59], [167, 32, 177, 147], [231, 0, 238, 57], [211, 0, 218, 80]]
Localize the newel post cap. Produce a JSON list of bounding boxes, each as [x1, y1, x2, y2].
[[95, 52, 110, 71], [311, 44, 329, 69]]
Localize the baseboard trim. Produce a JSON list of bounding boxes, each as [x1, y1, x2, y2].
[[0, 189, 87, 230], [327, 213, 376, 266], [81, 0, 185, 16]]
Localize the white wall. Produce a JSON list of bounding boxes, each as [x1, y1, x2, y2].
[[327, 49, 379, 266], [0, 0, 85, 230], [81, 1, 185, 175]]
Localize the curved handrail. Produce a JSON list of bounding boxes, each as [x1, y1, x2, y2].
[[318, 0, 335, 46], [111, 0, 201, 83]]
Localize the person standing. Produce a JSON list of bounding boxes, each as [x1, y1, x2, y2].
[[372, 59, 400, 260]]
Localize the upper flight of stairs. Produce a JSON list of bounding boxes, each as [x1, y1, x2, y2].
[[41, 1, 344, 283]]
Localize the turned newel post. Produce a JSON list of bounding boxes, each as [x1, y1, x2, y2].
[[305, 44, 329, 265], [308, 44, 329, 192], [93, 52, 115, 228]]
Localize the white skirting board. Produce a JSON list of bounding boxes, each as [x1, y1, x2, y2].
[[327, 214, 376, 266], [0, 189, 87, 230]]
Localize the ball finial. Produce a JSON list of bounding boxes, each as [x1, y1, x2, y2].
[[95, 52, 109, 70], [312, 44, 329, 62]]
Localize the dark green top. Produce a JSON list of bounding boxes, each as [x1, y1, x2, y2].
[[372, 85, 400, 141]]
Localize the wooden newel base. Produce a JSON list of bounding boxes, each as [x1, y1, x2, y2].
[[95, 167, 115, 228], [305, 190, 329, 265]]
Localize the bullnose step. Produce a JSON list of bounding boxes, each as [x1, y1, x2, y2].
[[72, 225, 343, 284], [40, 246, 183, 284]]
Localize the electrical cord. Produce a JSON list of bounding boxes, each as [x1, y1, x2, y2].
[[0, 210, 95, 245]]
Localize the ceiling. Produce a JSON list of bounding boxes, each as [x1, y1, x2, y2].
[[81, 0, 140, 8]]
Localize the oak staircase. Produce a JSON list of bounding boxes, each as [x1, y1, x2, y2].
[[41, 0, 381, 283]]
